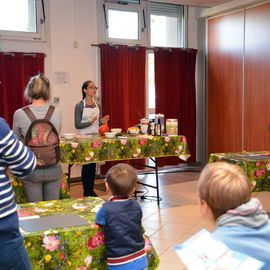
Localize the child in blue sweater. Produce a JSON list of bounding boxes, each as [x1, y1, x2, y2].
[[96, 163, 148, 270], [198, 162, 270, 269]]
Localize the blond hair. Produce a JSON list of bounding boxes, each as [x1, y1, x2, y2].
[[198, 162, 252, 220], [24, 73, 51, 102], [106, 163, 138, 197]]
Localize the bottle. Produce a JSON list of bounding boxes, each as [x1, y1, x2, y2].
[[150, 120, 156, 136], [155, 113, 165, 134], [147, 122, 152, 135], [155, 119, 161, 136]]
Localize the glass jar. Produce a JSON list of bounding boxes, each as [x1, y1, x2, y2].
[[166, 119, 178, 135]]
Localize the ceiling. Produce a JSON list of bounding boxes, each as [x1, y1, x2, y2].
[[150, 0, 235, 7], [185, 0, 234, 7]]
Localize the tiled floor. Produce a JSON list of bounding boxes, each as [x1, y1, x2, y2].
[[69, 169, 270, 270]]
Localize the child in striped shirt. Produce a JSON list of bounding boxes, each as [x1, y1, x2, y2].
[[0, 117, 36, 269]]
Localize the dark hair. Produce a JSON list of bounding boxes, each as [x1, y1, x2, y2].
[[106, 163, 138, 197], [81, 80, 94, 100], [24, 73, 51, 102]]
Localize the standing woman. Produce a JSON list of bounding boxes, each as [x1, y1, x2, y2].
[[13, 73, 62, 202], [74, 80, 109, 197]]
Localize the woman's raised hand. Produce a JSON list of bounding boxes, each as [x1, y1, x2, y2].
[[101, 115, 110, 124]]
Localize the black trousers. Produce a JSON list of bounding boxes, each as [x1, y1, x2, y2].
[[81, 163, 96, 196]]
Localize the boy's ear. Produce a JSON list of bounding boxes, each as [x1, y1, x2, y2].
[[131, 187, 136, 195], [200, 199, 215, 222], [105, 182, 110, 193], [200, 199, 210, 216]]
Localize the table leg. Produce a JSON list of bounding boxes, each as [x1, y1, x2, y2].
[[152, 157, 160, 205], [66, 164, 73, 190], [133, 158, 162, 206]]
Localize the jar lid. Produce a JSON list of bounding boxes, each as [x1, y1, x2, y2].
[[166, 119, 178, 122]]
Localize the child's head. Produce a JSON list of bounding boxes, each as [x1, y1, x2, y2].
[[198, 162, 252, 220], [106, 163, 138, 197]]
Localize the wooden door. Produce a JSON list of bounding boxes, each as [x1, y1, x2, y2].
[[207, 11, 244, 156], [244, 3, 270, 151]]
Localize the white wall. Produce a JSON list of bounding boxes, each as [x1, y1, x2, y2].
[[49, 0, 99, 134]]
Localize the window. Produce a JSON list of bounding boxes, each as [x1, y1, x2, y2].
[[108, 9, 139, 40], [150, 2, 184, 47], [103, 0, 145, 44], [0, 0, 45, 40]]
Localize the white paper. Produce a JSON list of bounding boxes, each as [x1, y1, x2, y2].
[[174, 229, 265, 270], [19, 215, 40, 220]]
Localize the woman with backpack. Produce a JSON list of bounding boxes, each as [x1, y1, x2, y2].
[[13, 73, 62, 202]]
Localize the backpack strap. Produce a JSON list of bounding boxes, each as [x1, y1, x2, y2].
[[23, 107, 37, 122], [45, 105, 55, 121], [23, 105, 55, 122]]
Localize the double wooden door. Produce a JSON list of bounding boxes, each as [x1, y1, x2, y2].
[[208, 3, 270, 156]]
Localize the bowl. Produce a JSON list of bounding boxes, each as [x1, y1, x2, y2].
[[129, 129, 139, 135], [62, 133, 75, 140], [127, 126, 140, 135], [111, 128, 122, 134], [104, 132, 117, 138]]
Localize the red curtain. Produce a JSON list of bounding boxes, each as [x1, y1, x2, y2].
[[154, 48, 197, 165], [99, 44, 146, 173], [0, 52, 45, 127], [100, 44, 146, 129]]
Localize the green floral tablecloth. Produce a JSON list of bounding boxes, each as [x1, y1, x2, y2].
[[60, 135, 190, 164], [12, 135, 190, 203], [19, 197, 159, 270], [209, 151, 270, 191], [11, 174, 70, 204]]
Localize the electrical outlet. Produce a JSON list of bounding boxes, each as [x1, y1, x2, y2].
[[54, 97, 60, 103]]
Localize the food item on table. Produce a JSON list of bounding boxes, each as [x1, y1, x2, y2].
[[127, 126, 140, 135], [166, 119, 178, 135], [99, 123, 110, 136]]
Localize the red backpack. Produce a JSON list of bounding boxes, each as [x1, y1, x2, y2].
[[23, 105, 60, 168]]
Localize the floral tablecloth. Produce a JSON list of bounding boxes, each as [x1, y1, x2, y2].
[[13, 135, 190, 203], [11, 174, 70, 204], [60, 134, 190, 164], [19, 197, 159, 270], [209, 151, 270, 191]]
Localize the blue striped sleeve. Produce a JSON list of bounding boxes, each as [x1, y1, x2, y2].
[[0, 119, 36, 178]]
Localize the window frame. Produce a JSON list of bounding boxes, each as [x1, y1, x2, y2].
[[0, 0, 45, 41], [146, 51, 155, 115], [149, 1, 185, 48], [103, 1, 146, 45]]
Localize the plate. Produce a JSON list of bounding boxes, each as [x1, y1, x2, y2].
[[111, 128, 122, 133], [62, 133, 75, 140], [104, 132, 117, 138], [74, 134, 96, 140]]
